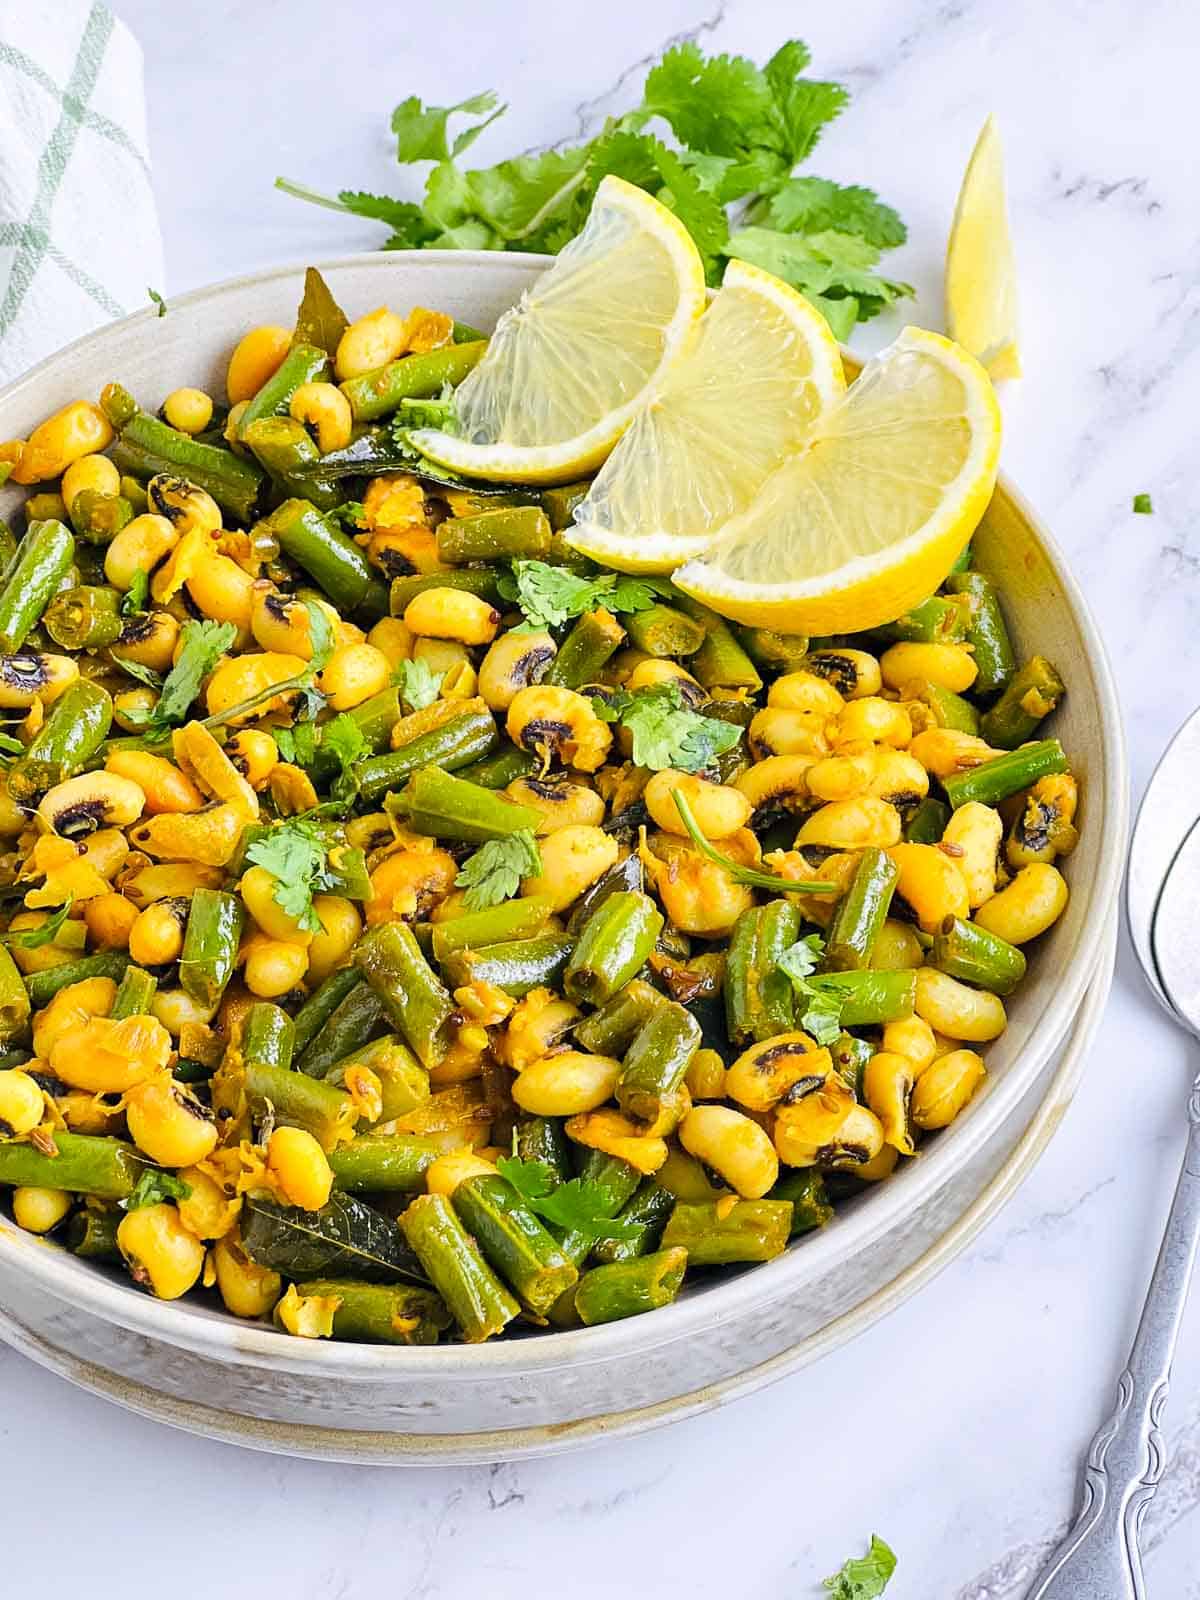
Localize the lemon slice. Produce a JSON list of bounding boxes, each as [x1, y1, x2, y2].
[[408, 177, 706, 485], [946, 114, 1021, 379], [674, 326, 1001, 635], [564, 260, 846, 573]]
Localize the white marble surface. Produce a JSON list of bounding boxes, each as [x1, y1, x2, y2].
[[4, 0, 1200, 1593]]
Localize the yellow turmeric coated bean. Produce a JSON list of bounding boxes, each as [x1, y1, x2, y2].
[[511, 1051, 622, 1117], [886, 842, 970, 933], [186, 553, 256, 630], [61, 453, 120, 505], [306, 896, 362, 984], [211, 1232, 282, 1318], [766, 670, 844, 716], [881, 1014, 937, 1072], [242, 933, 309, 998], [104, 513, 178, 592], [117, 1203, 206, 1299], [679, 1104, 779, 1198], [317, 643, 392, 711], [105, 750, 203, 815], [914, 968, 1006, 1042], [520, 824, 619, 912], [862, 1051, 916, 1156], [644, 770, 751, 840], [12, 1186, 71, 1234], [163, 388, 214, 434], [335, 307, 408, 380], [289, 382, 353, 453], [11, 401, 113, 484], [796, 797, 902, 851], [404, 589, 501, 647], [880, 641, 978, 694], [240, 863, 314, 946], [973, 863, 1069, 945], [911, 1049, 986, 1130], [941, 801, 1003, 909], [830, 697, 912, 749], [226, 325, 291, 405], [267, 1126, 334, 1210]]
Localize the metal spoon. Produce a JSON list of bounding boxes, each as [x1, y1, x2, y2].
[[1027, 762, 1200, 1597]]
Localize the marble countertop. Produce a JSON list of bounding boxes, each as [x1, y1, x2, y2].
[[5, 0, 1200, 1593]]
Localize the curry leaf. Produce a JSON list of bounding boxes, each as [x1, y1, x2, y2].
[[241, 1192, 429, 1285]]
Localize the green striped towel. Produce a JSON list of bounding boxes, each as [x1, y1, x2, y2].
[[0, 1, 162, 385]]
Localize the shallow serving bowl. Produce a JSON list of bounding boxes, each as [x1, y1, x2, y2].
[[0, 255, 1128, 1461]]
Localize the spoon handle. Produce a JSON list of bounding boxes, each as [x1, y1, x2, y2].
[[1027, 1074, 1200, 1599]]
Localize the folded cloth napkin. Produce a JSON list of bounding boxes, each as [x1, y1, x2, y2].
[[0, 1, 162, 387]]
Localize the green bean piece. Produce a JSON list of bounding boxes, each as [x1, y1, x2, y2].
[[66, 1203, 123, 1260], [356, 707, 499, 802], [0, 1046, 33, 1071], [565, 855, 642, 936], [242, 416, 342, 512], [297, 980, 385, 1078], [660, 1198, 792, 1265], [452, 1172, 578, 1316], [904, 796, 951, 844], [564, 890, 663, 1007], [556, 1151, 644, 1266], [178, 889, 243, 1009], [388, 567, 502, 613], [103, 386, 265, 525], [119, 475, 148, 513], [25, 952, 129, 1009], [223, 1058, 357, 1150], [573, 979, 666, 1056], [67, 490, 133, 544], [945, 571, 1016, 696], [0, 519, 76, 653], [456, 744, 537, 789], [540, 480, 592, 531], [0, 517, 17, 567], [329, 1133, 442, 1193], [430, 896, 553, 961], [823, 849, 900, 972], [452, 320, 486, 344], [617, 1003, 701, 1124], [589, 1181, 676, 1264], [437, 505, 552, 564], [542, 607, 626, 689], [444, 934, 575, 999], [830, 1031, 872, 1098], [623, 603, 706, 658], [307, 687, 401, 781], [673, 595, 762, 690], [400, 1192, 520, 1342], [513, 1115, 573, 1181], [340, 341, 488, 422], [6, 679, 113, 803], [875, 594, 971, 644], [391, 764, 541, 842], [110, 964, 158, 1021], [294, 1278, 451, 1344], [943, 738, 1069, 810], [291, 968, 363, 1058], [574, 1247, 688, 1325], [326, 1036, 429, 1120], [238, 342, 330, 437], [725, 901, 800, 1045], [979, 656, 1066, 749], [0, 1132, 146, 1198], [931, 915, 1027, 995], [903, 676, 980, 735], [735, 625, 810, 672], [810, 968, 917, 1027], [356, 922, 455, 1068], [0, 944, 31, 1043], [44, 585, 123, 651], [241, 1001, 296, 1072], [769, 1169, 834, 1234], [262, 498, 389, 618]]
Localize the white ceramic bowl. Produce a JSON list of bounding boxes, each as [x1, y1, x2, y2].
[[0, 255, 1128, 1460]]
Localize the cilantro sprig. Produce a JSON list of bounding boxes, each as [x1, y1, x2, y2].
[[246, 820, 342, 934], [121, 619, 237, 737], [594, 681, 741, 774], [496, 1156, 639, 1243], [394, 657, 445, 711], [823, 1535, 897, 1599], [672, 791, 841, 894], [276, 38, 907, 327], [775, 934, 847, 1045], [499, 560, 665, 633], [455, 830, 541, 911], [120, 570, 150, 617], [122, 1169, 192, 1211], [1, 898, 74, 950]]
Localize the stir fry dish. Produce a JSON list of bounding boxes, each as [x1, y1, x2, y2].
[[0, 188, 1076, 1345]]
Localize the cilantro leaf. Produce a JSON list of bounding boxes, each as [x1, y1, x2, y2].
[[1133, 492, 1153, 515], [823, 1535, 897, 1599], [508, 560, 663, 632], [394, 658, 444, 712], [496, 1156, 639, 1242], [331, 501, 366, 530], [122, 620, 236, 735], [320, 713, 367, 783], [120, 569, 150, 617], [273, 722, 318, 768], [455, 831, 541, 911], [750, 176, 906, 249], [604, 681, 742, 774], [122, 1169, 192, 1211], [245, 820, 334, 934], [2, 898, 73, 950], [147, 287, 167, 317], [113, 657, 164, 691], [304, 600, 336, 673], [723, 226, 912, 325], [392, 91, 505, 164], [776, 937, 851, 1046]]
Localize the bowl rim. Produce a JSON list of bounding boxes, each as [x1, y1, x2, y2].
[[0, 251, 1131, 1376]]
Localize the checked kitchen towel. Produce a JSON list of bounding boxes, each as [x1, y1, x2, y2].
[[0, 1, 162, 385]]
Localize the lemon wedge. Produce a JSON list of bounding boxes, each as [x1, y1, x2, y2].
[[408, 177, 706, 484], [673, 326, 1001, 635], [946, 114, 1021, 379], [565, 260, 846, 573]]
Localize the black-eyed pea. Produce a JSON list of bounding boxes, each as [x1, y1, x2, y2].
[[749, 706, 830, 760], [854, 1143, 901, 1182], [240, 864, 314, 946], [412, 637, 471, 677], [117, 1202, 206, 1299], [307, 895, 363, 984], [863, 1051, 916, 1155], [61, 452, 120, 504], [766, 669, 844, 716], [867, 749, 929, 808], [973, 863, 1069, 945], [911, 1048, 986, 1130], [521, 824, 619, 912], [242, 933, 310, 998], [820, 1103, 886, 1171], [679, 1104, 779, 1198], [831, 696, 912, 749], [266, 1126, 334, 1210], [163, 387, 214, 434], [128, 896, 190, 966], [113, 686, 158, 731], [11, 1186, 71, 1234], [335, 307, 408, 381], [289, 381, 353, 452], [478, 629, 556, 712], [881, 1014, 937, 1072], [225, 729, 278, 790], [226, 325, 291, 404], [880, 641, 978, 694], [104, 512, 179, 591], [649, 843, 754, 938], [644, 769, 751, 840], [504, 775, 605, 835], [404, 588, 500, 647], [204, 652, 307, 723], [105, 750, 204, 814], [318, 642, 392, 711], [38, 770, 145, 840], [83, 890, 138, 950], [772, 1076, 858, 1167], [804, 648, 881, 700], [186, 552, 256, 630], [0, 650, 77, 709], [250, 584, 339, 659], [655, 1146, 730, 1202], [510, 1050, 622, 1116], [796, 796, 902, 851], [111, 609, 182, 674], [561, 1108, 668, 1174], [0, 1068, 48, 1137], [1006, 774, 1079, 868], [152, 989, 217, 1037], [908, 728, 1001, 779], [126, 1072, 218, 1166], [734, 754, 814, 813], [506, 684, 612, 772], [11, 400, 113, 485], [805, 741, 876, 803], [211, 1231, 282, 1318], [914, 967, 1006, 1042], [942, 801, 1003, 908], [424, 1149, 499, 1197], [627, 658, 705, 703], [33, 975, 120, 1058], [870, 917, 926, 970], [685, 1048, 727, 1101], [886, 842, 970, 932], [175, 1167, 240, 1241], [725, 1033, 830, 1112], [367, 616, 416, 670]]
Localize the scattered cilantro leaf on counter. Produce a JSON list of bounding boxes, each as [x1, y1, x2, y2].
[[394, 657, 445, 711], [1133, 492, 1153, 514], [122, 1170, 192, 1211], [592, 681, 741, 773], [246, 820, 336, 933], [455, 830, 541, 911], [2, 897, 73, 949], [122, 619, 236, 735], [496, 1156, 640, 1242], [823, 1535, 897, 1599], [147, 287, 167, 317], [277, 37, 907, 327], [120, 569, 151, 616]]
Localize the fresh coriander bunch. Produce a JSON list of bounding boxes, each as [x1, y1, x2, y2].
[[276, 38, 909, 339]]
